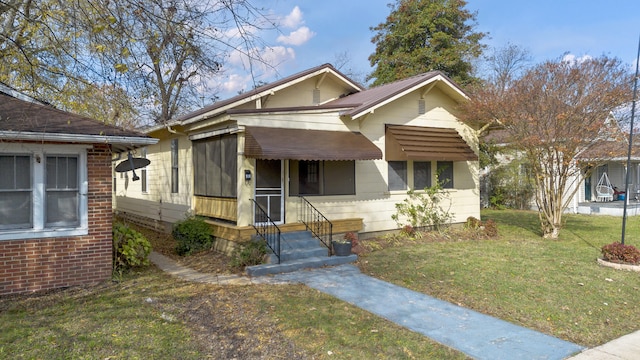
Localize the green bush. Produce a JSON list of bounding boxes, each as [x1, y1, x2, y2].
[[231, 240, 267, 269], [391, 182, 453, 232], [487, 158, 534, 210], [172, 216, 213, 256], [601, 242, 640, 265], [113, 222, 152, 273]]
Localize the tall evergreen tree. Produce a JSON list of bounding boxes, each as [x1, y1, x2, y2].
[[368, 0, 486, 86]]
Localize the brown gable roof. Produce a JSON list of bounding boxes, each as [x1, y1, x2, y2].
[[0, 92, 156, 151], [171, 63, 363, 126], [325, 71, 468, 119]]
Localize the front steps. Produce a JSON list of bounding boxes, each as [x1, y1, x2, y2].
[[246, 230, 357, 277]]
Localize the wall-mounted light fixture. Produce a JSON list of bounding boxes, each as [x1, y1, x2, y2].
[[245, 169, 252, 182]]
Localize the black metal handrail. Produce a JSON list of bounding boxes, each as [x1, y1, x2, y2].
[[249, 199, 281, 264], [299, 196, 333, 254]]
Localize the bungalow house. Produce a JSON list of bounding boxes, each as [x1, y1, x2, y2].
[[114, 64, 480, 259], [0, 84, 157, 295]]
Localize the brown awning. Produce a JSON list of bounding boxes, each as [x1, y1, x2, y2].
[[385, 125, 478, 161], [244, 126, 382, 160]]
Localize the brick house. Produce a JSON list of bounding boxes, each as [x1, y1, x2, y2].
[[0, 85, 156, 295]]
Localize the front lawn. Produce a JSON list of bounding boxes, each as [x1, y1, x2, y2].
[[359, 209, 640, 347], [2, 210, 638, 358]]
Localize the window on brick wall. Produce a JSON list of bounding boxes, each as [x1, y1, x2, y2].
[[0, 143, 88, 241]]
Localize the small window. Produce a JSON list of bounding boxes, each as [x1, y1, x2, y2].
[[171, 139, 178, 193], [388, 161, 407, 191], [414, 161, 431, 189], [141, 148, 148, 193], [437, 161, 454, 189]]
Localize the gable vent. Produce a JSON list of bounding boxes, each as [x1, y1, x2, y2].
[[313, 89, 320, 105], [418, 99, 426, 114]]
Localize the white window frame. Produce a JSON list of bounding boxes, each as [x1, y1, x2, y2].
[[0, 143, 89, 241]]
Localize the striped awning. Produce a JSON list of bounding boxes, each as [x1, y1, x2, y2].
[[244, 126, 382, 161], [385, 125, 478, 161]]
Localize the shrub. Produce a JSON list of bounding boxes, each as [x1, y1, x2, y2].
[[172, 216, 213, 256], [113, 222, 152, 273], [231, 240, 267, 269], [391, 182, 453, 232], [483, 219, 498, 237], [601, 242, 640, 265], [464, 216, 498, 239], [486, 158, 534, 210]]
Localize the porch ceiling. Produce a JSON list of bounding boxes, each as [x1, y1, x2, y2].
[[244, 126, 382, 160], [385, 125, 478, 161]]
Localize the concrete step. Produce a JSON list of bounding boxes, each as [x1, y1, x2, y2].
[[267, 246, 329, 263], [246, 254, 358, 277]]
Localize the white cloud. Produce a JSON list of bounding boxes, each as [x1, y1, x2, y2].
[[221, 73, 253, 94], [281, 6, 304, 29], [277, 26, 315, 46], [562, 53, 593, 65]]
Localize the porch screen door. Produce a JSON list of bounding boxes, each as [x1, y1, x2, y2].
[[255, 159, 283, 224]]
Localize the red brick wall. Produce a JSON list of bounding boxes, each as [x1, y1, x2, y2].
[[0, 143, 113, 295]]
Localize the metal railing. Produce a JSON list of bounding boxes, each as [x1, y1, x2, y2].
[[250, 199, 281, 264], [299, 196, 333, 254]]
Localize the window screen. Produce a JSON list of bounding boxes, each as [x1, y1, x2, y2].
[[0, 155, 32, 229], [437, 161, 454, 189], [46, 155, 79, 226], [414, 161, 431, 189], [388, 161, 407, 191]]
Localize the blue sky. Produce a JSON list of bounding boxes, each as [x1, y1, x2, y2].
[[213, 0, 640, 98]]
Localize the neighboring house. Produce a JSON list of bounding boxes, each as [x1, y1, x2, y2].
[[114, 64, 480, 252], [0, 85, 157, 295], [573, 137, 640, 215], [480, 118, 640, 216]]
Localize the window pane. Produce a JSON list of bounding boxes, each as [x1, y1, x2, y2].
[[388, 161, 407, 191], [15, 156, 30, 188], [46, 156, 57, 188], [67, 157, 78, 188], [414, 161, 431, 189], [171, 169, 179, 193], [209, 140, 222, 195], [437, 161, 454, 189], [0, 155, 31, 190], [0, 192, 31, 229], [47, 156, 78, 189], [46, 191, 78, 226], [324, 161, 355, 195], [171, 139, 179, 193], [193, 141, 207, 196], [221, 135, 237, 197], [299, 161, 320, 195]]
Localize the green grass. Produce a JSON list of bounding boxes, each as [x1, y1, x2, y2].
[[0, 268, 203, 359], [2, 210, 639, 358], [259, 285, 469, 359], [359, 210, 640, 347]]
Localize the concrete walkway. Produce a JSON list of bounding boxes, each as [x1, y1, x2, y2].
[[273, 264, 583, 360], [150, 252, 637, 359]]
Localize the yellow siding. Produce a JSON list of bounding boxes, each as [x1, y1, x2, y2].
[[113, 75, 479, 236], [113, 134, 193, 223]]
